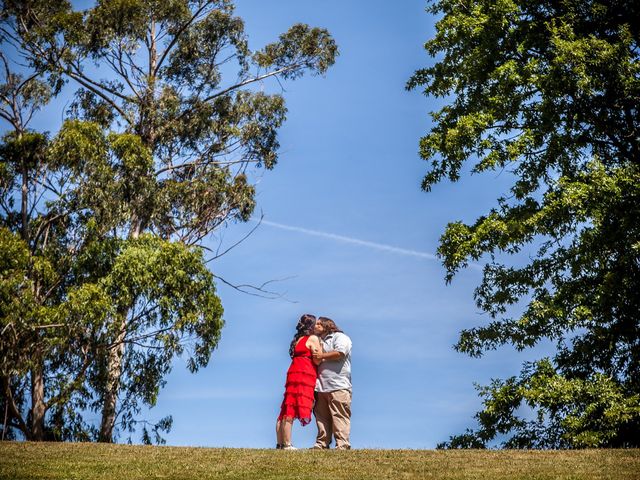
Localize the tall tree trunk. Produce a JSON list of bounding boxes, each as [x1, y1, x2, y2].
[[18, 130, 46, 441], [21, 152, 28, 243], [98, 315, 127, 443], [30, 350, 45, 441], [99, 17, 160, 443]]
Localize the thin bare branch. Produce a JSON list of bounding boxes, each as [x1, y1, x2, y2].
[[107, 48, 142, 102], [153, 1, 214, 76], [0, 109, 18, 128], [201, 64, 301, 103], [30, 323, 66, 330], [65, 71, 132, 125], [66, 60, 134, 103], [205, 212, 263, 261], [213, 272, 296, 301]]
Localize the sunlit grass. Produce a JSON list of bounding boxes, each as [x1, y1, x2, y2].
[[1, 441, 638, 479]]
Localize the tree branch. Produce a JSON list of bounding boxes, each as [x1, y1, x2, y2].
[[201, 64, 301, 104], [153, 1, 213, 77], [204, 212, 263, 261], [213, 272, 296, 301], [0, 376, 29, 439], [161, 64, 301, 136], [107, 47, 142, 102], [65, 71, 132, 125]]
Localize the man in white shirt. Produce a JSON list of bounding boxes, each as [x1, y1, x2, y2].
[[312, 317, 352, 450]]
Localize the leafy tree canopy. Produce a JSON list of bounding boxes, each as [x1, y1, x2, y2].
[[409, 0, 640, 448], [1, 0, 337, 443]]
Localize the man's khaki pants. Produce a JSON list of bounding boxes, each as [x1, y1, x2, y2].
[[313, 389, 351, 449]]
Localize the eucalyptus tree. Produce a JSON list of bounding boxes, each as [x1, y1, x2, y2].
[[2, 0, 337, 442], [0, 31, 121, 442], [0, 42, 60, 441], [409, 0, 640, 447]]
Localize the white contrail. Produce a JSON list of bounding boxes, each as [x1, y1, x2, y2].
[[255, 218, 439, 261]]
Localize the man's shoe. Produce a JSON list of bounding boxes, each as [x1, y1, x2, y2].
[[282, 444, 298, 450]]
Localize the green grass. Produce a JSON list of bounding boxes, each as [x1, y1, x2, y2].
[[1, 442, 639, 480]]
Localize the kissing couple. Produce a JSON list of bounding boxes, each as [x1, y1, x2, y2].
[[275, 314, 352, 450]]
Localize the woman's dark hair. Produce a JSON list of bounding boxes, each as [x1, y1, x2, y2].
[[289, 314, 316, 358], [318, 316, 342, 335]]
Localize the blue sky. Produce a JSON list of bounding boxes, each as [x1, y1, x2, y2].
[[26, 0, 553, 448]]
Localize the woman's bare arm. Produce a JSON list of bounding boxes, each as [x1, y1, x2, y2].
[[307, 335, 323, 365]]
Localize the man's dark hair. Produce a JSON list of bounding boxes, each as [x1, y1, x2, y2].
[[318, 316, 343, 335]]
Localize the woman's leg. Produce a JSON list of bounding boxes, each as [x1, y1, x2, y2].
[[276, 419, 284, 448], [282, 418, 293, 446]]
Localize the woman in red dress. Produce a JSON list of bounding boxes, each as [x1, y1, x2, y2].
[[276, 314, 322, 450]]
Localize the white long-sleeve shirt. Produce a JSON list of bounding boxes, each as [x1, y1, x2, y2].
[[316, 332, 352, 393]]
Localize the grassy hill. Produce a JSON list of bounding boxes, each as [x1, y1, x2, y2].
[[1, 442, 639, 479]]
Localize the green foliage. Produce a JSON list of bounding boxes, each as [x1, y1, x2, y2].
[[440, 359, 640, 449], [1, 122, 227, 442], [410, 0, 640, 448], [101, 234, 224, 371], [12, 0, 338, 241], [0, 228, 36, 376], [254, 23, 338, 79], [0, 130, 48, 183], [1, 0, 336, 443], [73, 235, 224, 441]]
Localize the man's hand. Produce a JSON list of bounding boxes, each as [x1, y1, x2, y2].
[[314, 350, 345, 362]]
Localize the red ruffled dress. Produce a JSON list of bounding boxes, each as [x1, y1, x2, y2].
[[278, 336, 318, 425]]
